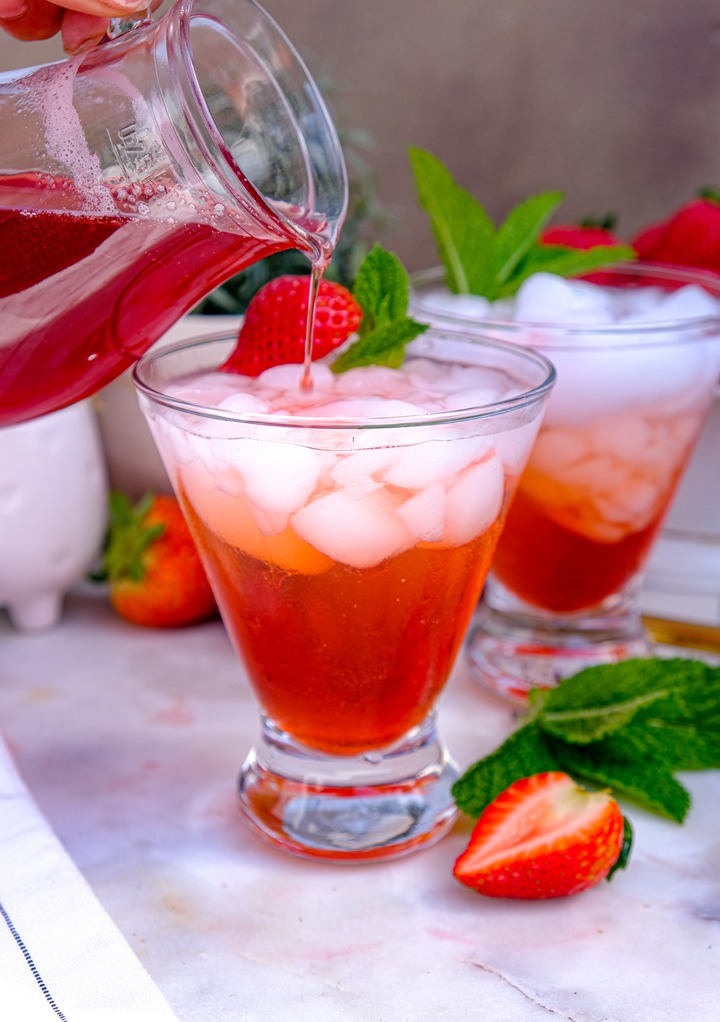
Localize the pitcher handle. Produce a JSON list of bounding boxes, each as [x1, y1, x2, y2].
[[106, 6, 153, 40]]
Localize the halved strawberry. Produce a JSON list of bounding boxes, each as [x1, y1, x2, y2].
[[453, 771, 629, 899], [223, 275, 362, 376]]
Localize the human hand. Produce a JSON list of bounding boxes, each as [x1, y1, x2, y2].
[[0, 0, 158, 54]]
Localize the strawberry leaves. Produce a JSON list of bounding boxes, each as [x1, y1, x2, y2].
[[454, 658, 720, 824], [409, 146, 636, 299]]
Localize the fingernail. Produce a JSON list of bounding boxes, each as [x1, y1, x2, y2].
[[113, 0, 150, 11], [0, 0, 28, 20], [67, 34, 106, 54]]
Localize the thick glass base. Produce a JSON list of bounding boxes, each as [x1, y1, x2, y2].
[[237, 716, 459, 862], [467, 587, 651, 704]]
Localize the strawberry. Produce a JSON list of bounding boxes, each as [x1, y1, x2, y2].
[[453, 772, 629, 899], [631, 192, 720, 273], [542, 224, 622, 250], [100, 492, 217, 628], [223, 275, 363, 376]]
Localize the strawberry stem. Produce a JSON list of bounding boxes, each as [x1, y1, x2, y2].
[[697, 186, 720, 205], [607, 815, 633, 880], [101, 491, 166, 584]]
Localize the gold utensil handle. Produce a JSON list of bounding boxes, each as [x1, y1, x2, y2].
[[643, 615, 720, 655]]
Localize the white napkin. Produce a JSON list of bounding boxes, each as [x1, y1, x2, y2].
[[0, 734, 180, 1021]]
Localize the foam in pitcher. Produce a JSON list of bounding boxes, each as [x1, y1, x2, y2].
[[35, 60, 117, 216]]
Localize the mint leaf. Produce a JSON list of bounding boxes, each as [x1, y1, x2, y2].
[[454, 658, 718, 827], [331, 317, 428, 372], [607, 691, 720, 771], [331, 244, 428, 373], [495, 243, 638, 299], [492, 192, 564, 290], [352, 243, 411, 330], [408, 146, 495, 295], [535, 658, 708, 744], [409, 147, 636, 299], [549, 737, 692, 823], [451, 723, 560, 818]]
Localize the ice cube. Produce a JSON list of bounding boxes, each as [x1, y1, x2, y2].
[[494, 419, 542, 474], [384, 435, 495, 489], [396, 483, 447, 542], [554, 452, 627, 493], [594, 478, 659, 529], [255, 363, 308, 391], [330, 448, 399, 487], [442, 386, 507, 411], [228, 439, 323, 514], [246, 504, 289, 537], [412, 285, 493, 322], [587, 414, 653, 461], [149, 418, 197, 468], [529, 428, 587, 475], [217, 392, 271, 415], [167, 371, 246, 407], [216, 468, 244, 497], [627, 284, 720, 324], [444, 454, 504, 545], [309, 397, 427, 420], [513, 273, 615, 325], [334, 365, 407, 397], [292, 487, 414, 568]]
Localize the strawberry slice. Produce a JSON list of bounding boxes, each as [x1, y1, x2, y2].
[[223, 274, 362, 376], [453, 772, 629, 899]]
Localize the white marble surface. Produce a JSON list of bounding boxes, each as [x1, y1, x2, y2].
[[1, 588, 719, 1022]]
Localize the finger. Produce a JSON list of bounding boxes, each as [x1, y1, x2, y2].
[[0, 0, 28, 17], [60, 8, 107, 51], [0, 0, 62, 40], [55, 0, 149, 15]]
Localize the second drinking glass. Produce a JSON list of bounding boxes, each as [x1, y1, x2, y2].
[[411, 263, 720, 701]]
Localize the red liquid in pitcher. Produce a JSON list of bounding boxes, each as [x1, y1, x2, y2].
[[0, 173, 301, 426]]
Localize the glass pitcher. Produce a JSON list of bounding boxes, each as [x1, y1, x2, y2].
[[0, 0, 347, 426]]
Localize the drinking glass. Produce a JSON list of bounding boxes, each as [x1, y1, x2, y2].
[[411, 263, 720, 701], [133, 330, 555, 861]]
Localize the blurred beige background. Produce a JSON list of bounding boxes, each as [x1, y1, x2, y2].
[[2, 0, 719, 269]]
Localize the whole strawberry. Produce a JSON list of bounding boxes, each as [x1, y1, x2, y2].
[[631, 191, 720, 273], [453, 771, 629, 899], [542, 224, 622, 250], [223, 275, 363, 376], [100, 492, 217, 628]]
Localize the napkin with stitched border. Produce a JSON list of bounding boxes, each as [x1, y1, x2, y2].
[[0, 733, 180, 1021]]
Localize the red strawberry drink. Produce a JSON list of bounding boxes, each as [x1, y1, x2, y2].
[[411, 264, 720, 700], [134, 331, 554, 860]]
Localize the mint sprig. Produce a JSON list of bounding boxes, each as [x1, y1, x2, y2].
[[453, 658, 720, 824], [409, 146, 636, 300], [331, 244, 429, 373]]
